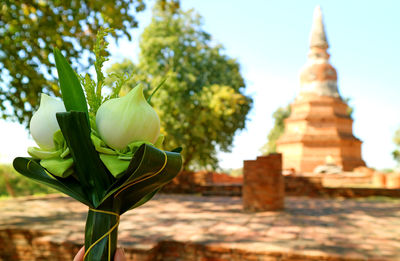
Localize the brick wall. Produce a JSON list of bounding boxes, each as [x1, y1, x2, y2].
[[200, 182, 400, 198], [284, 175, 324, 197], [0, 228, 80, 261], [163, 171, 400, 199], [0, 230, 372, 261], [207, 172, 243, 184], [162, 171, 243, 194], [243, 154, 284, 211], [162, 171, 208, 193], [0, 229, 45, 261]]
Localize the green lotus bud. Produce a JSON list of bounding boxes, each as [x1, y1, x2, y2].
[[29, 94, 66, 150], [96, 84, 160, 150]]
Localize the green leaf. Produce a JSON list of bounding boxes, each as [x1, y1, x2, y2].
[[91, 134, 117, 155], [27, 147, 62, 159], [116, 149, 181, 213], [100, 144, 161, 200], [53, 48, 88, 115], [99, 144, 182, 214], [99, 154, 130, 178], [27, 130, 70, 160], [84, 200, 118, 261], [172, 147, 183, 153], [129, 188, 160, 210], [57, 111, 114, 207], [153, 134, 164, 148], [13, 157, 92, 207], [40, 157, 74, 178]]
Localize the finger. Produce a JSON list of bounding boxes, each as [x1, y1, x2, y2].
[[73, 246, 85, 261], [114, 248, 126, 261]]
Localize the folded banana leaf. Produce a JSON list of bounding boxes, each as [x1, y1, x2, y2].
[[13, 111, 182, 260]]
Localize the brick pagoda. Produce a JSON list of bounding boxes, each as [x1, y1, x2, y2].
[[276, 6, 365, 173]]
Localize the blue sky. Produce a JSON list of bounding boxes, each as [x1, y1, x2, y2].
[[1, 0, 399, 170]]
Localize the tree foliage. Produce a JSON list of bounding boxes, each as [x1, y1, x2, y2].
[[393, 128, 400, 164], [0, 0, 147, 124], [107, 3, 252, 170], [344, 97, 354, 118], [261, 105, 291, 155], [0, 164, 56, 197]]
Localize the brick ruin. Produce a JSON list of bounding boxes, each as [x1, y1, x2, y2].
[[243, 154, 284, 211], [276, 6, 365, 173]]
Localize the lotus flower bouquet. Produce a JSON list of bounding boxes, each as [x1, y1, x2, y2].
[[13, 29, 182, 260]]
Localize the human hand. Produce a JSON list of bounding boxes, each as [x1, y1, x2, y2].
[[73, 246, 126, 261]]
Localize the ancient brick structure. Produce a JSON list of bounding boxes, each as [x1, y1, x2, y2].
[[242, 154, 284, 211], [386, 173, 400, 189], [276, 6, 365, 173]]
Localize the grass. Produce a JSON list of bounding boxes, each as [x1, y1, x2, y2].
[[0, 195, 12, 200], [0, 164, 57, 198]]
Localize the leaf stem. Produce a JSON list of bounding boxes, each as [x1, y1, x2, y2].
[[147, 77, 168, 103]]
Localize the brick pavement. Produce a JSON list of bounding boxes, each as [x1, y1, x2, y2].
[[0, 194, 399, 260]]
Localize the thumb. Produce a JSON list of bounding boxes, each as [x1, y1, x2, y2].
[[73, 247, 85, 261]]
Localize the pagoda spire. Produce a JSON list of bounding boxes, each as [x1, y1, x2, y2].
[[310, 5, 328, 49], [298, 5, 340, 100]]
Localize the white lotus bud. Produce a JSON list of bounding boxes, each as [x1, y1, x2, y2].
[[96, 84, 160, 150], [29, 94, 66, 150]]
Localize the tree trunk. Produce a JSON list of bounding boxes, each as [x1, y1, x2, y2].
[[3, 172, 16, 198]]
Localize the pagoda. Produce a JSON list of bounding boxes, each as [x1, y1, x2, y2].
[[276, 6, 365, 173]]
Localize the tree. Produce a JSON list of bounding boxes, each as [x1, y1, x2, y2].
[[107, 3, 252, 170], [343, 97, 354, 118], [0, 0, 148, 124], [393, 128, 400, 165], [261, 105, 291, 155]]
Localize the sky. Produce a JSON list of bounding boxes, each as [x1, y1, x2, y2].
[[0, 0, 399, 171]]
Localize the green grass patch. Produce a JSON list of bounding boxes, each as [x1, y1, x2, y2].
[[0, 164, 57, 198]]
